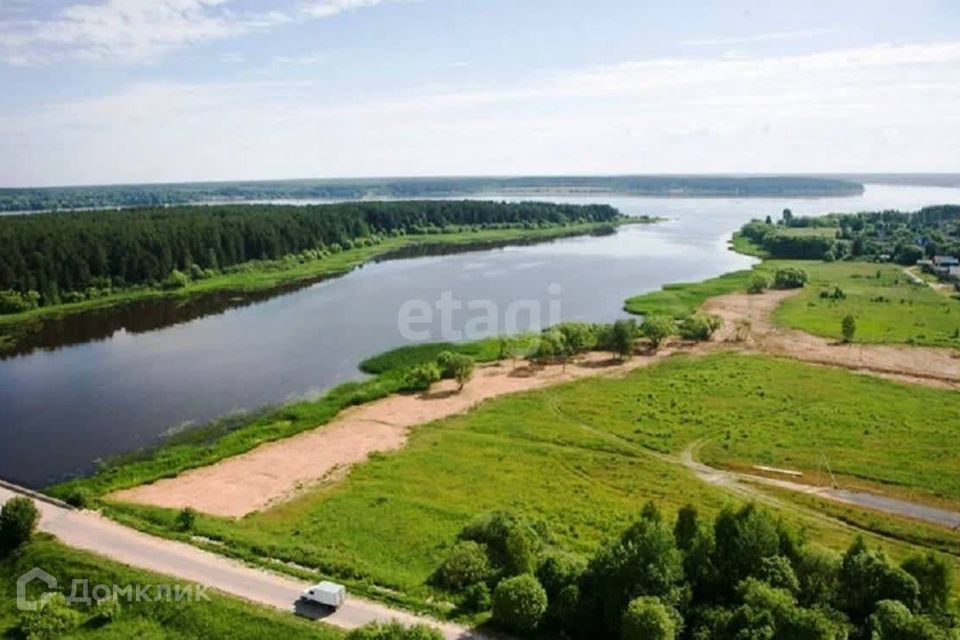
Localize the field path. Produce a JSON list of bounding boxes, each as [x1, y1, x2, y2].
[[679, 442, 960, 531]]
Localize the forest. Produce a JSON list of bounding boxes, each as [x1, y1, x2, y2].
[[738, 205, 960, 263], [0, 200, 620, 312], [0, 176, 863, 212]]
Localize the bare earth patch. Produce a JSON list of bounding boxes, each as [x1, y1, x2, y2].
[[113, 290, 960, 518], [703, 290, 960, 390], [112, 351, 674, 518]]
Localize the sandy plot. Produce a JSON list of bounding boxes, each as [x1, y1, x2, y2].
[[112, 351, 672, 518], [703, 290, 960, 389]]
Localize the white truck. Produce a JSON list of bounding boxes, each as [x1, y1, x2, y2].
[[301, 581, 347, 609]]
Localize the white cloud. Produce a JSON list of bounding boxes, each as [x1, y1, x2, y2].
[[680, 27, 840, 47], [0, 0, 390, 65], [273, 52, 326, 65], [2, 40, 959, 184]]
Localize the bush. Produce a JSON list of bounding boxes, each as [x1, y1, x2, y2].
[[841, 314, 856, 343], [621, 596, 678, 640], [491, 574, 548, 632], [433, 541, 492, 591], [346, 621, 443, 640], [536, 551, 586, 599], [402, 363, 441, 392], [176, 507, 197, 532], [461, 582, 492, 612], [94, 595, 122, 622], [18, 593, 83, 640], [459, 511, 544, 577], [0, 497, 39, 552], [902, 552, 953, 614], [772, 267, 808, 289], [641, 316, 674, 350], [161, 269, 190, 290], [0, 289, 41, 314], [436, 352, 475, 389], [747, 275, 769, 294], [64, 489, 92, 509], [677, 314, 722, 341]]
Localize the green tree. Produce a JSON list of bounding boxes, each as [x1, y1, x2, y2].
[[433, 541, 492, 591], [902, 552, 954, 614], [621, 597, 678, 640], [459, 511, 544, 577], [673, 504, 699, 552], [599, 319, 638, 360], [491, 574, 548, 632], [869, 600, 946, 640], [841, 314, 856, 343], [0, 497, 39, 553], [641, 316, 674, 351], [713, 504, 781, 587]]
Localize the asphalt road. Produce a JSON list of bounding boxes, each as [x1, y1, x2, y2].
[[0, 485, 487, 640]]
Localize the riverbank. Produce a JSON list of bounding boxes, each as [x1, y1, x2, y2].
[[0, 219, 645, 357]]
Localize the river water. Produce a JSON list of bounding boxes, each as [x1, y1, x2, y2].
[[0, 184, 956, 487]]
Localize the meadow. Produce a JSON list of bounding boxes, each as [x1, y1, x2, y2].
[[0, 536, 341, 640], [104, 353, 960, 611], [625, 257, 960, 347]]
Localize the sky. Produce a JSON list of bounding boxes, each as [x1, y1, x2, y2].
[[1, 0, 959, 187]]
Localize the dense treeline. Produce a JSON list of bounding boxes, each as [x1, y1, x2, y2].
[[739, 205, 960, 263], [0, 201, 620, 312], [433, 503, 957, 639], [0, 176, 863, 212]]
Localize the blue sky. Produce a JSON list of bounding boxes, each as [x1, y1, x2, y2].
[[1, 0, 959, 186]]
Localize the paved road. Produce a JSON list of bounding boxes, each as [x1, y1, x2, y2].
[[0, 486, 487, 640]]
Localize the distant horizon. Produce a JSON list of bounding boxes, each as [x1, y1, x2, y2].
[[4, 171, 960, 192], [2, 1, 959, 186]]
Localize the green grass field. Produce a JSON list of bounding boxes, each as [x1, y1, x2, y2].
[[105, 353, 960, 610], [0, 536, 341, 640], [625, 256, 960, 347]]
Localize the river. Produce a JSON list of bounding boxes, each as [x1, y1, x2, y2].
[[0, 184, 956, 487]]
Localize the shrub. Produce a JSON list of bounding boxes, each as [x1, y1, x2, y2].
[[176, 507, 197, 532], [94, 595, 122, 622], [402, 363, 441, 392], [436, 352, 475, 389], [64, 488, 92, 509], [621, 597, 678, 640], [18, 593, 82, 640], [757, 555, 800, 595], [161, 269, 190, 290], [491, 574, 548, 632], [459, 511, 544, 577], [0, 289, 41, 314], [641, 316, 674, 350], [433, 541, 492, 591], [841, 314, 856, 343], [346, 621, 443, 640], [461, 582, 492, 612], [747, 275, 769, 294], [773, 267, 808, 289], [677, 314, 723, 341], [0, 497, 39, 552]]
